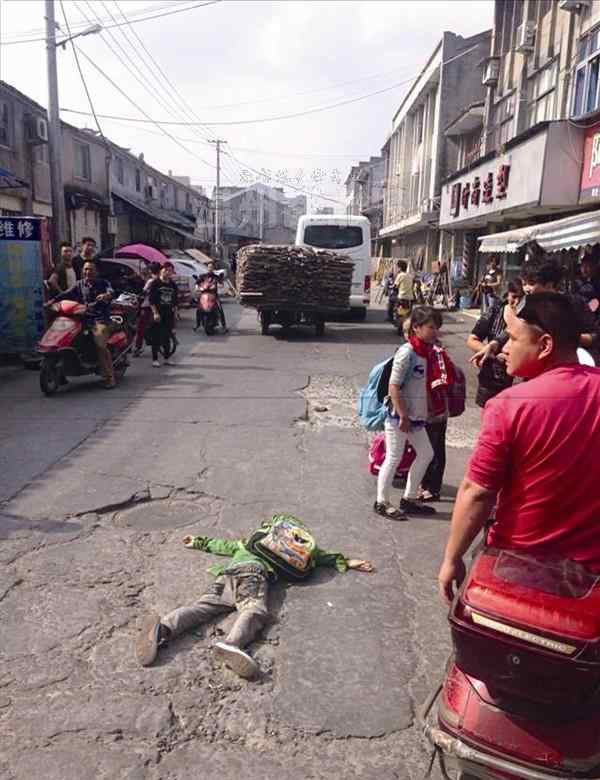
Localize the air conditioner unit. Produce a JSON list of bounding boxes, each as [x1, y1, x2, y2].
[[516, 21, 536, 53], [25, 116, 49, 145], [560, 0, 592, 11], [482, 57, 500, 87]]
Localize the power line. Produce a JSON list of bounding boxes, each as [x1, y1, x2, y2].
[[0, 0, 222, 46]]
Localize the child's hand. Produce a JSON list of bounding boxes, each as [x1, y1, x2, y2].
[[347, 559, 374, 572], [182, 535, 195, 548]]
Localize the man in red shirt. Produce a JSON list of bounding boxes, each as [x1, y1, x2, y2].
[[439, 292, 600, 602]]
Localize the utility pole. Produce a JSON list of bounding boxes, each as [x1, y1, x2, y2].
[[209, 139, 227, 260], [45, 0, 67, 253]]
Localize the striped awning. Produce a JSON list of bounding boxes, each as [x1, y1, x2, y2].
[[479, 209, 600, 254]]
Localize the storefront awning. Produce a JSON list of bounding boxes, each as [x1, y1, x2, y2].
[[0, 167, 29, 189], [479, 209, 600, 254]]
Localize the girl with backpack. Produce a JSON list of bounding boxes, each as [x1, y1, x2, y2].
[[374, 306, 454, 521]]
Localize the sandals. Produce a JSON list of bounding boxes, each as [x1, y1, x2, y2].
[[418, 490, 440, 503], [373, 501, 408, 521]]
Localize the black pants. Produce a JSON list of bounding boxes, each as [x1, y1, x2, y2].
[[421, 419, 447, 496], [151, 313, 174, 360]]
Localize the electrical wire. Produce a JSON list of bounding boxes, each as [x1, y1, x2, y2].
[[59, 0, 107, 144], [0, 0, 222, 46], [58, 41, 484, 128]]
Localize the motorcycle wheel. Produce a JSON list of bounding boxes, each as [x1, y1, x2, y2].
[[40, 359, 60, 396], [160, 334, 178, 357], [204, 319, 215, 336]]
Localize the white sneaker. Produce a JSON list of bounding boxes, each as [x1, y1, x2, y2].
[[152, 360, 160, 367], [213, 641, 258, 679], [164, 359, 175, 366]]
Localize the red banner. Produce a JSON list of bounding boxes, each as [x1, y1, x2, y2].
[[581, 122, 600, 203]]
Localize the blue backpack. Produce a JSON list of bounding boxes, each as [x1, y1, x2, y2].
[[357, 346, 416, 431]]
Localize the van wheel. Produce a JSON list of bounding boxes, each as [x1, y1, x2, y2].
[[260, 312, 271, 335], [40, 359, 60, 396], [353, 307, 367, 321], [315, 320, 325, 337]]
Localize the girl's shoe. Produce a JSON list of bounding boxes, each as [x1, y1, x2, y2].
[[418, 490, 440, 503], [373, 501, 408, 521], [152, 360, 160, 367], [400, 498, 437, 516]]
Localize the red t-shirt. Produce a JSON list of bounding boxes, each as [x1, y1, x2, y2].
[[467, 364, 600, 571]]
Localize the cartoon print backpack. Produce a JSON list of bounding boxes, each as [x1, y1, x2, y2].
[[357, 347, 417, 431], [368, 434, 416, 477], [247, 514, 316, 580]]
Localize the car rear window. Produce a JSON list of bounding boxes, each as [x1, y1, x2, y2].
[[303, 225, 363, 250]]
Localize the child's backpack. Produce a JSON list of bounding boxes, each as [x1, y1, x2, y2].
[[368, 433, 416, 476], [357, 347, 416, 431], [246, 514, 316, 580], [447, 365, 466, 418]]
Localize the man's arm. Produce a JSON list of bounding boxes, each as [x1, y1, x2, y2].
[[182, 535, 240, 556], [438, 479, 496, 603], [52, 281, 81, 302]]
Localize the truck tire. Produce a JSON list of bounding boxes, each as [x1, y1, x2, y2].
[[260, 312, 271, 335], [353, 307, 367, 321], [315, 320, 325, 337]]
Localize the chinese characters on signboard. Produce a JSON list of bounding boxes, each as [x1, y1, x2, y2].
[[0, 217, 44, 354], [580, 125, 600, 203], [449, 163, 511, 218]]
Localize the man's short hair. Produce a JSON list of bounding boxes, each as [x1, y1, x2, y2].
[[81, 236, 96, 245], [517, 292, 580, 351], [521, 260, 563, 288], [163, 261, 174, 270], [59, 240, 72, 250], [150, 261, 161, 274], [397, 260, 407, 272]]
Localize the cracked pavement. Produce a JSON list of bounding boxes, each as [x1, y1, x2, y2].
[[0, 303, 480, 779]]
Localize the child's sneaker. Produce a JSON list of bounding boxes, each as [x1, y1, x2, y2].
[[152, 360, 160, 368], [213, 641, 258, 679]]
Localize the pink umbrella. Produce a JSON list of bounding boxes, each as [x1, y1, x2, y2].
[[115, 244, 168, 265]]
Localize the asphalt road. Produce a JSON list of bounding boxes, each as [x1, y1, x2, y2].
[[0, 301, 481, 780]]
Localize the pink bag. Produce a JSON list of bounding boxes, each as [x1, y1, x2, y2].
[[368, 433, 416, 476]]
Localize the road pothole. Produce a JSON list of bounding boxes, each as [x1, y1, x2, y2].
[[298, 375, 361, 430]]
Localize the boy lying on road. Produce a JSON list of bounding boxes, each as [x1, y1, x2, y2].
[[136, 514, 373, 679]]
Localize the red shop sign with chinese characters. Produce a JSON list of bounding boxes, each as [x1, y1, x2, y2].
[[580, 123, 600, 203], [450, 163, 510, 218]]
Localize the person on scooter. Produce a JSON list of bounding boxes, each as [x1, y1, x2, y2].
[[49, 261, 117, 389], [438, 293, 600, 603], [196, 261, 228, 333], [149, 262, 178, 367], [133, 261, 161, 357]]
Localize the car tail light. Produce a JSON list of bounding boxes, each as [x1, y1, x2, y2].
[[364, 275, 371, 293]]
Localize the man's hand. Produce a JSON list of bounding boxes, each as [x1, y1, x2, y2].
[[347, 559, 374, 572], [153, 312, 160, 323], [97, 293, 112, 302], [182, 535, 196, 548], [469, 341, 498, 368], [438, 557, 466, 603], [398, 415, 409, 433]]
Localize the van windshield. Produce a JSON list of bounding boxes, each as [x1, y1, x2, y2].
[[303, 225, 363, 250]]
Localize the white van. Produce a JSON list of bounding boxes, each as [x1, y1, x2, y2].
[[295, 214, 371, 318]]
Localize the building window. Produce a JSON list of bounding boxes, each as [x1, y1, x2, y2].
[[116, 157, 124, 185], [135, 168, 141, 192], [573, 30, 600, 117], [74, 141, 91, 181], [34, 144, 49, 164], [0, 101, 11, 147], [527, 60, 558, 127]]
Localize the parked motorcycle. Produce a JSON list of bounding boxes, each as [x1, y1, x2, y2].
[[37, 294, 137, 395], [420, 546, 600, 780]]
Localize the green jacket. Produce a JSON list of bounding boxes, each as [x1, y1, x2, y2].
[[189, 535, 349, 578]]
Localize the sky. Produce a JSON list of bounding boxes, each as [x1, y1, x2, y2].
[[0, 0, 493, 209]]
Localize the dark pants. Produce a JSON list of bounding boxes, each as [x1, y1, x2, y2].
[[151, 313, 174, 360], [421, 419, 447, 496]]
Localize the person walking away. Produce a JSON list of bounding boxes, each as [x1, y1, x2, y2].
[[135, 514, 373, 678], [50, 261, 116, 388], [376, 267, 393, 304], [419, 309, 454, 503], [394, 260, 415, 317], [374, 306, 443, 521], [133, 261, 161, 357], [467, 279, 523, 408], [72, 236, 98, 280], [47, 241, 76, 294], [438, 293, 600, 602], [479, 257, 501, 314], [149, 262, 178, 367]]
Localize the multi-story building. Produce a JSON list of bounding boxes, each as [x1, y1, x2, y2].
[[109, 145, 211, 250], [0, 81, 51, 219], [61, 124, 110, 249], [438, 1, 593, 285], [216, 183, 306, 254], [379, 30, 492, 268], [345, 156, 385, 252]]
